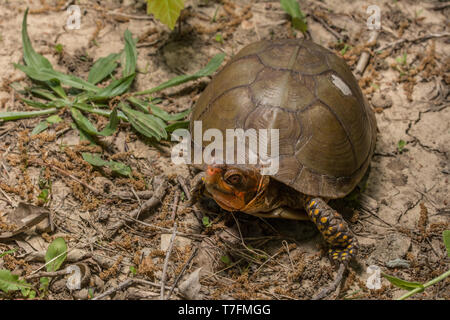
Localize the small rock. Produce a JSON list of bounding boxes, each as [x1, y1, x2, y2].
[[368, 233, 411, 265], [160, 234, 192, 251], [386, 258, 410, 269], [371, 92, 393, 109], [73, 288, 89, 300], [51, 279, 67, 293]]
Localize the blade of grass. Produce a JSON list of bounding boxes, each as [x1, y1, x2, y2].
[[72, 103, 128, 121], [120, 103, 167, 140], [88, 53, 120, 84], [87, 74, 135, 101], [0, 108, 58, 121], [14, 64, 100, 92], [127, 96, 190, 121], [133, 53, 225, 96], [70, 107, 119, 136], [123, 30, 137, 77], [21, 9, 66, 98]]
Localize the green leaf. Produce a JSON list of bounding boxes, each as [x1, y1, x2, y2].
[[88, 53, 120, 84], [123, 30, 137, 77], [21, 98, 51, 109], [0, 108, 58, 121], [165, 120, 189, 133], [220, 255, 232, 266], [46, 115, 63, 124], [21, 9, 67, 99], [0, 249, 17, 258], [382, 273, 424, 292], [31, 121, 49, 135], [14, 64, 100, 92], [280, 0, 308, 33], [82, 152, 107, 167], [82, 153, 132, 177], [397, 139, 406, 152], [120, 103, 167, 140], [37, 189, 50, 203], [128, 97, 190, 121], [134, 53, 225, 96], [147, 0, 184, 30], [72, 103, 128, 121], [45, 237, 67, 272], [21, 8, 52, 70], [202, 216, 212, 227], [0, 269, 32, 293], [89, 74, 135, 101], [30, 88, 59, 101], [129, 266, 137, 276], [70, 107, 119, 137], [443, 230, 450, 258]]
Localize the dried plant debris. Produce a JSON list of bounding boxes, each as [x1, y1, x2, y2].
[[0, 0, 449, 300]]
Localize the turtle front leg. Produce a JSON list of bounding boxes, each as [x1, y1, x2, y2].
[[187, 172, 206, 206], [304, 197, 358, 265]]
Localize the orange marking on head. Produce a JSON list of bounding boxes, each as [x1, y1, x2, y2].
[[206, 166, 222, 176]]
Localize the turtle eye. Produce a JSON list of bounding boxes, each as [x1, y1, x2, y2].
[[225, 173, 242, 185]]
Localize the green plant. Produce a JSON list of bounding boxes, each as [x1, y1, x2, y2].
[[147, 0, 185, 30], [202, 216, 212, 227], [0, 238, 67, 299], [397, 139, 406, 153], [280, 0, 308, 34], [2, 9, 225, 176], [382, 230, 450, 300]]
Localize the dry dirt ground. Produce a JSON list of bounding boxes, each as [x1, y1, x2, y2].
[[0, 0, 449, 300]]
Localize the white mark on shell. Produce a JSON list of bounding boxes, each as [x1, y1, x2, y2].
[[331, 74, 352, 96]]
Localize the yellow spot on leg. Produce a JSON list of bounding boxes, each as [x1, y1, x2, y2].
[[320, 217, 328, 223]]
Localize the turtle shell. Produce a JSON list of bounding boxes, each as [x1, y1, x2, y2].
[[190, 39, 377, 199]]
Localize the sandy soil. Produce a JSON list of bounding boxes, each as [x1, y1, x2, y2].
[[0, 0, 448, 300]]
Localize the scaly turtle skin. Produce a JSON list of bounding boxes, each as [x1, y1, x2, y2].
[[188, 39, 377, 296]]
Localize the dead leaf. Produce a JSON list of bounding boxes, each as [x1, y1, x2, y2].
[[0, 202, 49, 239]]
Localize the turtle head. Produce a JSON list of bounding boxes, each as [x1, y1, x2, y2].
[[203, 164, 268, 212]]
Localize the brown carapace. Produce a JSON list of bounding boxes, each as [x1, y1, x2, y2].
[[189, 39, 377, 299]]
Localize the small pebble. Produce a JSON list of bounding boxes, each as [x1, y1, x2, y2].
[[385, 258, 410, 269]]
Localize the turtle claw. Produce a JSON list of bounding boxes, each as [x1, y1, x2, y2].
[[312, 263, 346, 300]]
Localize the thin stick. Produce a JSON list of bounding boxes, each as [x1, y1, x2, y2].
[[376, 32, 450, 52], [166, 246, 199, 300], [92, 279, 134, 300], [107, 178, 168, 235], [160, 223, 177, 299], [25, 268, 71, 280], [312, 263, 346, 300]]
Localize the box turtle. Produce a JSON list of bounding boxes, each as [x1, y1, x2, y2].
[[188, 39, 377, 297]]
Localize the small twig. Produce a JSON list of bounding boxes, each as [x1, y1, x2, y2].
[[310, 13, 343, 40], [355, 30, 379, 76], [0, 187, 14, 207], [25, 268, 71, 280], [312, 264, 346, 300], [31, 160, 103, 196], [171, 191, 180, 221], [160, 223, 177, 300], [166, 246, 199, 300], [29, 250, 70, 275], [92, 279, 134, 300], [177, 176, 203, 223], [107, 177, 169, 235], [376, 33, 450, 52]]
